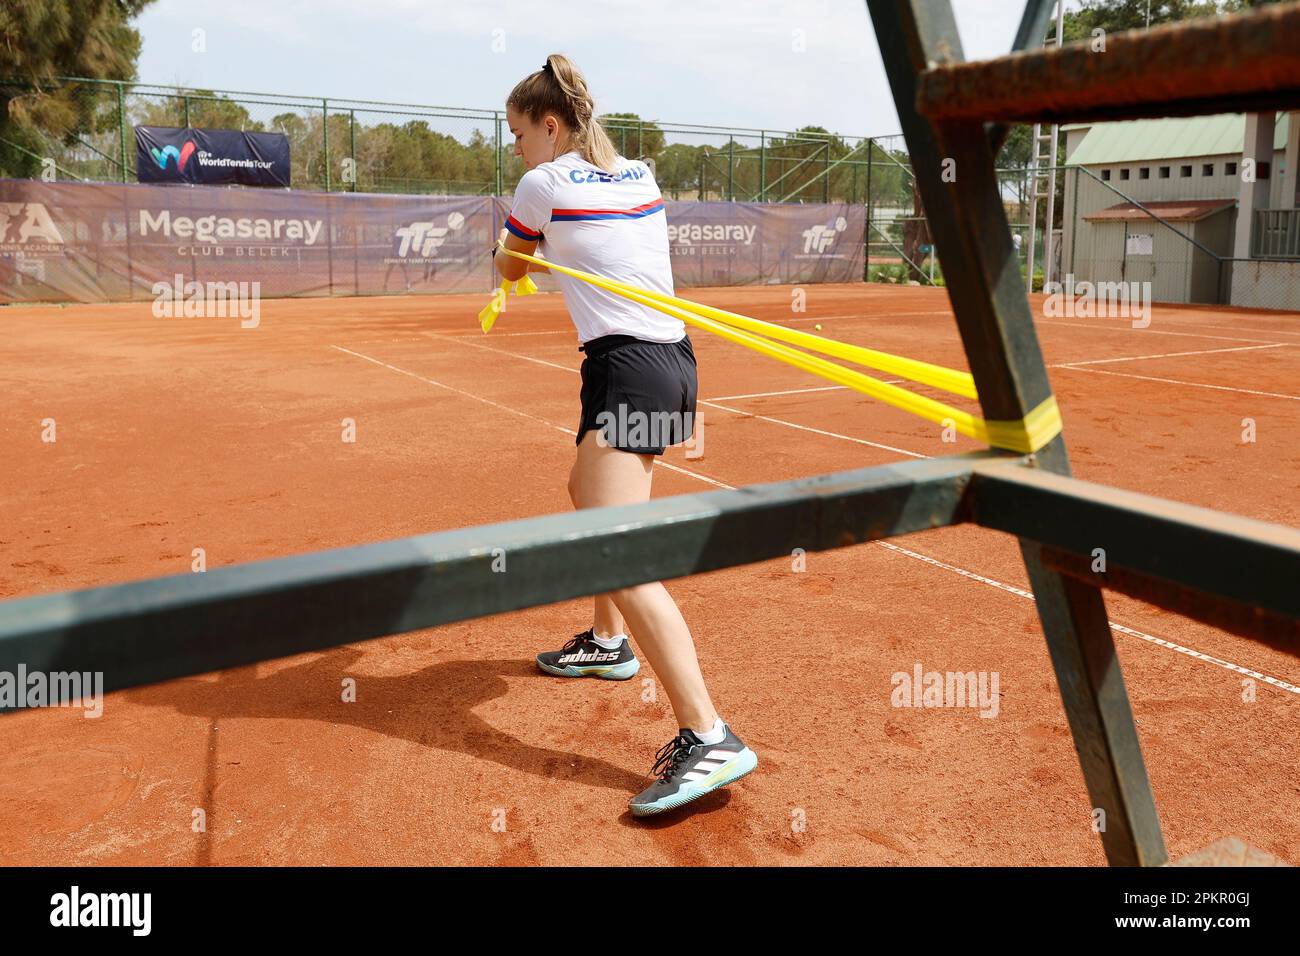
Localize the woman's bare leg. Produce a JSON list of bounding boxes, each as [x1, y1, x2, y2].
[[567, 463, 626, 639], [569, 431, 719, 733]]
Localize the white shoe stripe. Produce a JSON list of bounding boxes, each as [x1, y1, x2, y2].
[[683, 771, 708, 781], [692, 760, 725, 772], [705, 749, 737, 760]]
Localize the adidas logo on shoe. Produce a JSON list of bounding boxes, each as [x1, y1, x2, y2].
[[557, 649, 622, 664]]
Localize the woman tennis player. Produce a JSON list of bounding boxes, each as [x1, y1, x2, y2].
[[495, 54, 756, 816]]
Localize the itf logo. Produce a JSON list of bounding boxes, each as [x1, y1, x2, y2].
[[151, 141, 197, 171], [393, 212, 465, 258], [801, 217, 848, 254]]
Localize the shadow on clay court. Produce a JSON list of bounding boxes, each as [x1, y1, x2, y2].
[[122, 647, 649, 803], [616, 790, 734, 829]]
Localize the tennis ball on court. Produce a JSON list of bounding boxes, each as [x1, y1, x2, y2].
[[814, 323, 822, 331]]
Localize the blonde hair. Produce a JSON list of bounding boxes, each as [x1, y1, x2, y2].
[[506, 53, 619, 173]]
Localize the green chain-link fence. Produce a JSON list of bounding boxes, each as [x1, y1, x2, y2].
[[2, 77, 1066, 288]]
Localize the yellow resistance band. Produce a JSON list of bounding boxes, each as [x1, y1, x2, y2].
[[478, 273, 539, 332], [492, 245, 1061, 454]]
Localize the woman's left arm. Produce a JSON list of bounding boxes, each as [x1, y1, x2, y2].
[[497, 168, 553, 281], [495, 228, 550, 279]]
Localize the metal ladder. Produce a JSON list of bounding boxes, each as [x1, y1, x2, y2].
[[1024, 0, 1064, 290]]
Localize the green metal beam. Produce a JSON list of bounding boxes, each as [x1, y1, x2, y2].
[[971, 460, 1300, 630], [0, 454, 991, 704]]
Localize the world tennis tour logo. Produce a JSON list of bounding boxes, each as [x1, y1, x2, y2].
[[150, 140, 196, 171], [0, 666, 103, 718]]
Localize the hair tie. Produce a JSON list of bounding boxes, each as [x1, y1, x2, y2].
[[541, 61, 552, 74]]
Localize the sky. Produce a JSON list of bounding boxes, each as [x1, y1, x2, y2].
[[132, 0, 1049, 140]]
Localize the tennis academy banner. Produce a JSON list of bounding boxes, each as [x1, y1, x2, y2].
[[136, 126, 291, 188]]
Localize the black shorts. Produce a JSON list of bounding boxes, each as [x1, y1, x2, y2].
[[577, 334, 698, 456]]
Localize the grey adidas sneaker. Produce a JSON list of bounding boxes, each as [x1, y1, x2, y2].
[[629, 724, 758, 817], [536, 629, 641, 680]]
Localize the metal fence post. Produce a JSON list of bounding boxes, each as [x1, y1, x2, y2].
[[1069, 165, 1079, 277], [117, 82, 129, 183], [866, 138, 874, 275], [759, 131, 766, 202], [728, 137, 734, 201], [824, 137, 831, 203], [322, 98, 330, 191], [183, 95, 191, 128], [494, 112, 503, 196], [349, 110, 357, 192]]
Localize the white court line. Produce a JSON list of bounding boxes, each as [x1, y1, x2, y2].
[[708, 382, 906, 401], [1037, 319, 1280, 345], [443, 329, 575, 338], [1052, 343, 1289, 368], [1058, 365, 1300, 402], [420, 330, 930, 459], [699, 398, 929, 459], [709, 384, 849, 401], [420, 330, 579, 374], [1157, 322, 1300, 340], [329, 346, 574, 437], [333, 342, 1298, 696], [782, 310, 953, 324], [877, 541, 1300, 696]]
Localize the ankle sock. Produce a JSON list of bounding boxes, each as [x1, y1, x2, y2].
[[694, 717, 727, 745], [591, 632, 625, 650]]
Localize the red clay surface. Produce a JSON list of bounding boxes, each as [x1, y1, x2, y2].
[[1, 283, 1298, 866]]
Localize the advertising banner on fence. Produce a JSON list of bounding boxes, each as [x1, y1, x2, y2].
[[491, 198, 865, 290], [0, 180, 495, 302], [135, 126, 292, 188], [0, 180, 865, 305], [665, 200, 865, 287]]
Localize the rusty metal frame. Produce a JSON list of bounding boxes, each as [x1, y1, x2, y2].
[[918, 4, 1300, 125]]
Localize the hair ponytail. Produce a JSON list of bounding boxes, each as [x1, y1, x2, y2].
[[507, 53, 620, 173]]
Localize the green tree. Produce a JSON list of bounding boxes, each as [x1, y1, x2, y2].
[[135, 89, 265, 131], [654, 142, 705, 199], [1052, 0, 1292, 42], [599, 113, 665, 161], [0, 0, 156, 177]]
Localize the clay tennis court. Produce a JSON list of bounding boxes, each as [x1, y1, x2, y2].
[[1, 283, 1297, 865]]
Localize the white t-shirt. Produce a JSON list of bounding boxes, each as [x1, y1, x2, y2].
[[505, 150, 682, 345]]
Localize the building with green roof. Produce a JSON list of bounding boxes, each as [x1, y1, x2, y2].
[[1059, 112, 1298, 309]]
